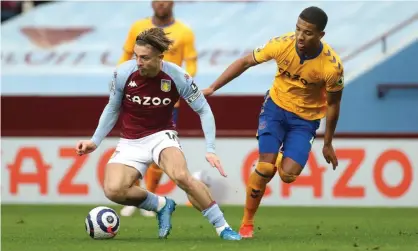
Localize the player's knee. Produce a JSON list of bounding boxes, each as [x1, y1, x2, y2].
[[104, 182, 127, 202], [278, 166, 297, 184], [255, 162, 276, 178]]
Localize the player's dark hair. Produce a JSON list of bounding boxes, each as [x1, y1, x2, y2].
[[135, 28, 173, 53], [299, 6, 328, 31]]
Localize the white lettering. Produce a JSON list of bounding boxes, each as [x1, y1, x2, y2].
[[162, 98, 171, 105], [143, 97, 151, 105], [186, 91, 201, 104], [132, 96, 141, 104], [124, 95, 172, 106], [152, 97, 161, 105]]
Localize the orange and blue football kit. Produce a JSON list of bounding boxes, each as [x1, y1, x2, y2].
[[254, 32, 344, 167], [240, 32, 344, 233]]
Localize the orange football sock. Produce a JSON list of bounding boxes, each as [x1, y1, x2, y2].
[[145, 163, 164, 193], [242, 162, 276, 226]]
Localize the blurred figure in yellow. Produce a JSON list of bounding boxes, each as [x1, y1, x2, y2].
[[119, 0, 198, 217]]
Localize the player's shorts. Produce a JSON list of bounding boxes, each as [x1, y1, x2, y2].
[[257, 92, 320, 167], [108, 130, 181, 178]]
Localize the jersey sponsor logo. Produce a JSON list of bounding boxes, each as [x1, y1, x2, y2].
[[125, 95, 172, 106], [161, 79, 172, 92], [278, 67, 315, 86]]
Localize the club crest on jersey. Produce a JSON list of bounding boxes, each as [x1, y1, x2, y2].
[[161, 79, 171, 92]]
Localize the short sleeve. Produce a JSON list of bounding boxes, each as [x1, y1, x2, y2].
[[253, 37, 283, 64], [325, 67, 344, 92]]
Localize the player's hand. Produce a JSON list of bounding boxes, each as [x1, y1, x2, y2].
[[205, 153, 227, 177], [322, 144, 338, 170], [75, 140, 97, 156], [202, 87, 214, 97]]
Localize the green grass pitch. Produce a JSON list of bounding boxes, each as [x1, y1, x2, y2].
[[2, 205, 417, 251]]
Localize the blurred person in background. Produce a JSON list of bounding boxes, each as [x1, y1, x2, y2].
[[118, 0, 198, 218], [1, 1, 22, 22]]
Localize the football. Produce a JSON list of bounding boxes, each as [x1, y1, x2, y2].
[[85, 206, 120, 239]]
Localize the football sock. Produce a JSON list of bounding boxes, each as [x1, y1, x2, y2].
[[242, 162, 276, 226], [145, 163, 164, 193], [202, 202, 229, 235], [138, 192, 166, 212]]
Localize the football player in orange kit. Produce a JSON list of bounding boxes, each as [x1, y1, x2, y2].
[[119, 0, 198, 217], [203, 6, 344, 238]]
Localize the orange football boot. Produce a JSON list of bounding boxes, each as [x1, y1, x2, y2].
[[239, 224, 254, 238]]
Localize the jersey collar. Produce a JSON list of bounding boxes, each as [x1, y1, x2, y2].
[[151, 17, 175, 28], [296, 41, 323, 64]]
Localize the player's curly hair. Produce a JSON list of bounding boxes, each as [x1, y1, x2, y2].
[[135, 28, 173, 53], [299, 6, 328, 31]]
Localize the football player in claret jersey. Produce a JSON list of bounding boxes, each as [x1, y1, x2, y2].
[[76, 28, 241, 241], [118, 0, 198, 217], [203, 7, 344, 238]]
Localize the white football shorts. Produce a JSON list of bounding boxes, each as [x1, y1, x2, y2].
[[108, 130, 182, 177]]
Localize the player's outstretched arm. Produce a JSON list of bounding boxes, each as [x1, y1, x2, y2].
[[203, 54, 258, 96], [323, 89, 343, 170], [171, 66, 227, 177], [76, 71, 124, 156], [193, 100, 227, 177], [204, 37, 282, 96]]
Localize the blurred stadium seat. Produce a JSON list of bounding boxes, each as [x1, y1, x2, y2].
[[2, 1, 417, 134]]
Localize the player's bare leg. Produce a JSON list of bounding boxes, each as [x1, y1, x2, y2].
[[240, 152, 279, 238], [159, 147, 241, 240], [120, 179, 142, 217], [104, 163, 148, 205], [278, 155, 302, 183], [120, 163, 164, 217], [104, 163, 174, 238]]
